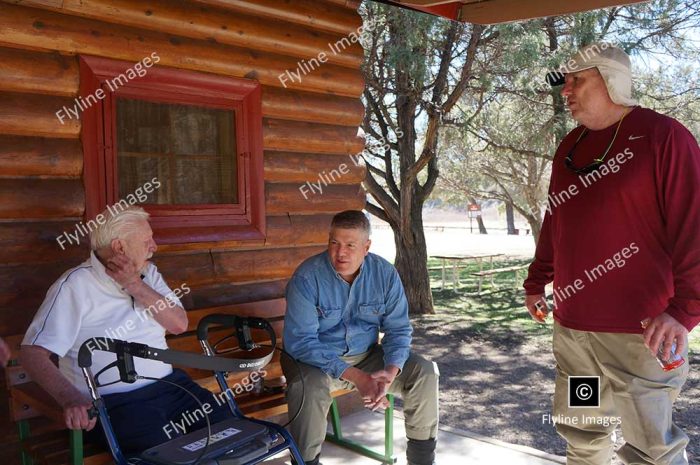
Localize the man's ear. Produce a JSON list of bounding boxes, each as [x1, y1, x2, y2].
[[111, 238, 126, 255], [365, 239, 371, 255]]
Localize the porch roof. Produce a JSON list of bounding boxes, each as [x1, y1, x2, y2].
[[379, 0, 649, 24]]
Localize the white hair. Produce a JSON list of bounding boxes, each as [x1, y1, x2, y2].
[[90, 206, 150, 251]]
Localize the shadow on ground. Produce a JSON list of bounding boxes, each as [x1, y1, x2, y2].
[[406, 259, 700, 464]]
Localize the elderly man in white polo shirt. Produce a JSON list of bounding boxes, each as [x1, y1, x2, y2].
[[20, 206, 230, 454]]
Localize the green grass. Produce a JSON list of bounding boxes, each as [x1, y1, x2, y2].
[[427, 257, 700, 355]]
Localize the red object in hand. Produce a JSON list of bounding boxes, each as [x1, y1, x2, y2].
[[640, 318, 685, 371]]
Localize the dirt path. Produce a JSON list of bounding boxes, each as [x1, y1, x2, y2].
[[409, 307, 699, 464]]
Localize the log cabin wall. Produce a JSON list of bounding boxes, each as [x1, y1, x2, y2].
[[0, 0, 365, 457]]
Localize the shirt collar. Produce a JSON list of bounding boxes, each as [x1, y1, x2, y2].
[[89, 251, 125, 294]]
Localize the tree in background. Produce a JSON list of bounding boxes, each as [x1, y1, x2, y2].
[[436, 1, 700, 243], [359, 2, 487, 314]]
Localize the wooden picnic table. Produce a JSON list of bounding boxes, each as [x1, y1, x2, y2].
[[472, 263, 529, 295], [431, 253, 504, 290]]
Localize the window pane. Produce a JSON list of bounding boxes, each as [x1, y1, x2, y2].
[[116, 98, 238, 205]]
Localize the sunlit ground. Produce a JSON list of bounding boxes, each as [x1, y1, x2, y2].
[[369, 224, 700, 353]]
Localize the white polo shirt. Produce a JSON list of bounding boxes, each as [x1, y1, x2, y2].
[[23, 252, 181, 395]]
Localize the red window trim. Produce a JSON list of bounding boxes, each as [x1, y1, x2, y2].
[[79, 55, 265, 244]]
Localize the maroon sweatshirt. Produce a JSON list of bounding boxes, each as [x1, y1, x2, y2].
[[524, 107, 700, 333]]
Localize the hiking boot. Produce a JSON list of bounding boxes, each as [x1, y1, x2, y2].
[[407, 438, 436, 465], [291, 452, 320, 465]]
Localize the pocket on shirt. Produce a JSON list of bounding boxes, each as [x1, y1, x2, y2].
[[317, 306, 342, 320], [358, 303, 386, 323], [317, 306, 342, 332]]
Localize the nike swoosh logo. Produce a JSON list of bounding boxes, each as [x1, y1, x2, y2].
[[629, 135, 645, 140]]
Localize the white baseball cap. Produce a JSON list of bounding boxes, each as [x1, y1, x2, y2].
[[546, 42, 637, 106]]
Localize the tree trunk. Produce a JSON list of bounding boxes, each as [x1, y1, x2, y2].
[[391, 203, 434, 315], [505, 200, 516, 235], [525, 213, 541, 244], [468, 196, 487, 234], [476, 215, 487, 234]]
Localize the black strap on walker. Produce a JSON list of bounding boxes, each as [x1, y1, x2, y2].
[[78, 317, 275, 377], [197, 314, 277, 353]]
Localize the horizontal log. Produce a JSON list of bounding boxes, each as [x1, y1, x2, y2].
[[0, 266, 290, 336], [266, 183, 366, 215], [17, 0, 363, 69], [146, 212, 332, 253], [263, 119, 365, 154], [0, 46, 78, 97], [262, 86, 364, 127], [158, 214, 332, 252], [323, 0, 361, 8], [0, 4, 364, 98], [184, 279, 288, 311], [264, 214, 332, 246], [0, 221, 88, 265], [152, 245, 323, 287], [0, 259, 83, 335], [193, 0, 362, 36], [185, 298, 286, 332], [0, 54, 366, 127], [0, 92, 80, 138], [0, 135, 82, 177], [0, 178, 84, 219], [264, 151, 365, 184]]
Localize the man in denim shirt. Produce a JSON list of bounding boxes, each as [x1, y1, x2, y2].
[[283, 210, 439, 465]]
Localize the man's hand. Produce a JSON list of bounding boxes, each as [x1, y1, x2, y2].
[[643, 313, 688, 361], [63, 397, 97, 431], [525, 294, 549, 323], [341, 367, 386, 411], [0, 337, 11, 367], [367, 366, 399, 410], [104, 254, 142, 291]]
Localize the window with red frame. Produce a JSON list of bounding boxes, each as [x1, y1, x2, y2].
[[80, 55, 265, 244]]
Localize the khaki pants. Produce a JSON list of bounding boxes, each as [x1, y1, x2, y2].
[[552, 322, 689, 465], [282, 345, 439, 461]]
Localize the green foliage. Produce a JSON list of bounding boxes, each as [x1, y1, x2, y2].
[[427, 256, 700, 353], [434, 0, 700, 230]]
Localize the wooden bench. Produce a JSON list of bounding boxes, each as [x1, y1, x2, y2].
[[4, 298, 396, 465], [472, 264, 529, 295]]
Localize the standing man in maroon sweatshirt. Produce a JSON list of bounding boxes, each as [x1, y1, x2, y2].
[[524, 43, 699, 465]]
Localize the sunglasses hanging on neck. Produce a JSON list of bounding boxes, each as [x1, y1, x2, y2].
[[565, 109, 630, 175]]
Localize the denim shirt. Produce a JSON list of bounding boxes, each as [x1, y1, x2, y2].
[[283, 251, 412, 379]]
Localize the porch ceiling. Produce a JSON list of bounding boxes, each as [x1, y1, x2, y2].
[[380, 0, 650, 24]]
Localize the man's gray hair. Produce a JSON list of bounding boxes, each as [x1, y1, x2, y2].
[[90, 206, 150, 251], [331, 210, 371, 236]]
